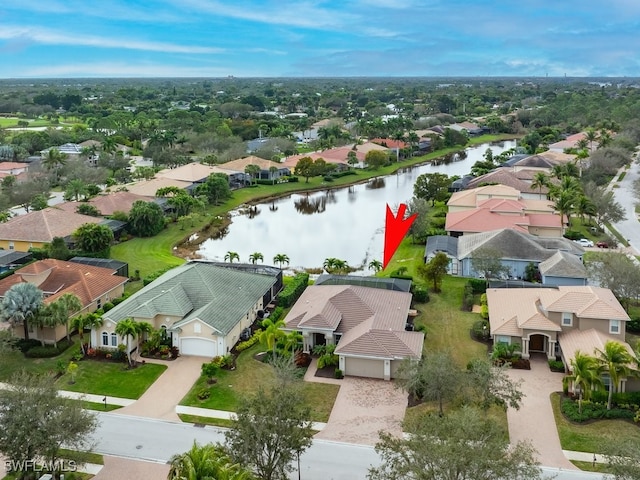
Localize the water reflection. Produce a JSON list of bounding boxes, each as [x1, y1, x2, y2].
[[198, 140, 517, 270], [366, 178, 386, 189]]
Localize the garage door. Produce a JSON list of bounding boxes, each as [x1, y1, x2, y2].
[[180, 337, 217, 357], [344, 357, 384, 379]]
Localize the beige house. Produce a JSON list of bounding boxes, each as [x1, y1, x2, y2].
[[0, 259, 128, 344], [487, 286, 632, 389], [283, 285, 424, 380], [99, 262, 279, 357]]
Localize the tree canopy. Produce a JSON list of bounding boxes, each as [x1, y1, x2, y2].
[[74, 223, 114, 256], [128, 200, 166, 237]]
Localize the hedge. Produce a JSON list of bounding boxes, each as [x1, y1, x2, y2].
[[467, 278, 486, 294], [591, 390, 640, 407], [561, 397, 635, 422], [413, 286, 429, 303], [25, 339, 74, 358], [143, 266, 173, 286], [277, 272, 309, 308], [330, 170, 357, 178]]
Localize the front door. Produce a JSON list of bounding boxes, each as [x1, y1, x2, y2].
[[529, 334, 545, 352]]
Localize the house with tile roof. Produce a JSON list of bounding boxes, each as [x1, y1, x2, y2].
[[445, 195, 563, 238], [548, 133, 590, 152], [57, 191, 152, 216], [156, 162, 244, 185], [0, 207, 103, 251], [221, 156, 290, 181], [452, 229, 586, 283], [100, 261, 279, 357], [125, 177, 193, 197], [487, 286, 635, 391], [0, 162, 29, 175], [0, 259, 128, 344], [465, 168, 550, 200], [282, 285, 424, 380]]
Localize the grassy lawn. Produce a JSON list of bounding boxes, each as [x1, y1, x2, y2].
[[78, 400, 122, 412], [60, 361, 167, 399], [0, 342, 79, 381], [571, 460, 613, 474], [180, 344, 339, 422], [551, 392, 640, 453], [111, 134, 516, 277], [178, 414, 235, 428]]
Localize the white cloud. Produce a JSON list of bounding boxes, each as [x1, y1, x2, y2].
[[0, 26, 223, 54]]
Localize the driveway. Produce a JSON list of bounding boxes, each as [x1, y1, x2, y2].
[[506, 355, 577, 470], [610, 157, 640, 255], [93, 456, 170, 480], [116, 355, 207, 421], [306, 359, 406, 446]]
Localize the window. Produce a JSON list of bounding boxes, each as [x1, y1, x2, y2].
[[496, 335, 511, 344], [194, 323, 201, 334], [111, 333, 118, 347], [97, 298, 102, 309], [562, 312, 572, 327], [101, 332, 109, 346], [610, 319, 620, 334], [602, 374, 612, 392], [8, 242, 14, 250]]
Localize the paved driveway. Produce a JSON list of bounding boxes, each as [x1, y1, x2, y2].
[[92, 456, 170, 480], [116, 355, 208, 421], [306, 360, 407, 446], [506, 355, 577, 470]]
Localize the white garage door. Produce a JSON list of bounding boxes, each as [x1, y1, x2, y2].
[[180, 337, 217, 357], [344, 357, 384, 379]]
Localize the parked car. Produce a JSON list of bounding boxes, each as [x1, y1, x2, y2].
[[574, 238, 594, 247], [596, 241, 609, 248]]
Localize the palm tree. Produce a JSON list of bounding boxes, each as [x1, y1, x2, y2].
[[323, 257, 338, 273], [101, 136, 117, 155], [224, 251, 240, 263], [598, 130, 612, 148], [258, 317, 286, 356], [70, 313, 103, 355], [134, 321, 153, 362], [244, 164, 261, 185], [273, 253, 290, 268], [576, 195, 597, 224], [553, 189, 576, 233], [368, 259, 383, 273], [65, 179, 89, 202], [563, 352, 602, 414], [168, 441, 253, 480], [596, 341, 635, 410], [283, 330, 303, 356], [42, 148, 68, 181], [37, 302, 68, 348], [531, 171, 550, 198], [0, 283, 43, 341], [248, 252, 264, 265], [55, 293, 83, 342], [269, 166, 279, 185], [115, 318, 140, 367], [585, 128, 597, 151]]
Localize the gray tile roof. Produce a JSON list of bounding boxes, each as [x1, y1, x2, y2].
[[538, 251, 587, 279], [425, 235, 458, 258], [103, 262, 276, 335]]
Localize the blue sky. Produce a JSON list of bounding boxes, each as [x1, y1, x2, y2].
[[2, 0, 639, 78]]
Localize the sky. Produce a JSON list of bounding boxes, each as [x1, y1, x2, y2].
[[2, 0, 640, 78]]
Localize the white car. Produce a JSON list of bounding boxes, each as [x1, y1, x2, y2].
[[574, 238, 594, 248]]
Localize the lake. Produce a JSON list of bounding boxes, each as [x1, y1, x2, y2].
[[197, 140, 517, 272]]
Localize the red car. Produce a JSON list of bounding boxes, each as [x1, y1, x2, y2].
[[596, 241, 609, 248]]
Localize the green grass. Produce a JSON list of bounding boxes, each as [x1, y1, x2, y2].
[[111, 134, 516, 277], [178, 414, 235, 428], [59, 449, 104, 466], [0, 341, 79, 381], [59, 361, 167, 399], [180, 344, 339, 422], [570, 461, 613, 473], [78, 400, 122, 412], [551, 392, 640, 453], [605, 222, 630, 247]]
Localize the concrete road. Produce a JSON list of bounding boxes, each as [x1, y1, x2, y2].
[[610, 158, 640, 254], [91, 412, 605, 480]]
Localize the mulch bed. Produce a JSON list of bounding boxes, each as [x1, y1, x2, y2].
[[314, 365, 337, 378]]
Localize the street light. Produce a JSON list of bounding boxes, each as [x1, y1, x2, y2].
[[297, 450, 301, 480], [103, 396, 107, 410]]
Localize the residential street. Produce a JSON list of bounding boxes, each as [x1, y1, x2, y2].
[[610, 156, 640, 254], [89, 412, 607, 480]]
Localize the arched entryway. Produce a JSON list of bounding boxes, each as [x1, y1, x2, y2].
[[523, 332, 556, 359], [529, 334, 546, 353]]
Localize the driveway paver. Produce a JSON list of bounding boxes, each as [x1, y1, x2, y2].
[[116, 355, 208, 421], [506, 355, 577, 470], [92, 455, 170, 480], [306, 359, 406, 446]]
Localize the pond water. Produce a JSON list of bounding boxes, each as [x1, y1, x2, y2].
[[197, 140, 517, 272]]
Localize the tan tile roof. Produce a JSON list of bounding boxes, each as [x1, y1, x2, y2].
[[126, 178, 192, 197], [0, 207, 102, 243], [445, 208, 531, 234], [157, 162, 241, 182], [0, 162, 29, 171], [0, 259, 128, 311], [487, 286, 629, 340], [222, 156, 284, 171], [447, 185, 520, 208], [57, 191, 152, 216], [560, 328, 635, 369], [283, 285, 423, 359]]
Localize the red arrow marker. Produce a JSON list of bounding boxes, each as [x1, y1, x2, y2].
[[383, 203, 417, 269]]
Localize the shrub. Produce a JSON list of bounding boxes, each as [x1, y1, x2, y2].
[[330, 170, 357, 178], [413, 286, 429, 303], [287, 176, 299, 183], [269, 307, 284, 323], [197, 388, 211, 400], [202, 361, 220, 381], [561, 397, 634, 422], [467, 278, 487, 294], [462, 283, 474, 311], [16, 338, 41, 353], [548, 360, 565, 372], [322, 175, 334, 182], [277, 272, 309, 308], [563, 230, 582, 241], [235, 330, 261, 352], [102, 301, 114, 312], [334, 368, 344, 379], [390, 274, 414, 281], [317, 344, 338, 369], [25, 339, 74, 358], [143, 267, 172, 286], [471, 320, 490, 341]]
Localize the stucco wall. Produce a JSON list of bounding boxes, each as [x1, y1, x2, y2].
[[0, 240, 44, 252]]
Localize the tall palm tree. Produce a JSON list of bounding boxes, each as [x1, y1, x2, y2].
[[42, 148, 68, 182], [368, 259, 383, 273], [134, 321, 153, 362], [37, 302, 67, 348], [244, 164, 261, 185], [101, 136, 117, 155], [596, 341, 635, 410], [168, 442, 253, 480], [0, 283, 43, 341], [224, 251, 240, 263], [248, 252, 264, 265], [323, 257, 337, 273], [553, 189, 576, 233], [585, 128, 597, 151], [576, 195, 597, 224], [55, 293, 83, 342], [598, 130, 612, 148], [273, 254, 289, 268], [70, 313, 103, 354], [531, 172, 550, 198], [65, 179, 89, 202], [563, 352, 602, 414], [115, 318, 140, 367], [269, 166, 279, 185], [283, 330, 303, 356], [258, 317, 286, 356]]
